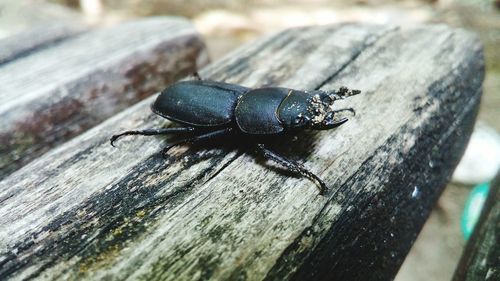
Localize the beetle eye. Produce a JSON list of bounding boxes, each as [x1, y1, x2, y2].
[[294, 113, 304, 125], [293, 113, 312, 126]]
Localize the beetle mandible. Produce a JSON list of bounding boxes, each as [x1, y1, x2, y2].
[[111, 73, 360, 195]]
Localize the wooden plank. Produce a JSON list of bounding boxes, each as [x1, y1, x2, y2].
[[0, 23, 86, 65], [0, 1, 82, 39], [0, 17, 208, 179], [453, 173, 500, 281], [0, 24, 483, 280]]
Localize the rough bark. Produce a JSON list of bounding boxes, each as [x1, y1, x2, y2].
[[0, 23, 484, 281]]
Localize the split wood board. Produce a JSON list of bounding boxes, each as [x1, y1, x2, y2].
[[0, 17, 208, 179]]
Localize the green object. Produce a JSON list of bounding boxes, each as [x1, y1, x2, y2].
[[461, 182, 490, 240]]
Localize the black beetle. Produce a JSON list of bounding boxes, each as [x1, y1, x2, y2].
[[111, 73, 360, 194]]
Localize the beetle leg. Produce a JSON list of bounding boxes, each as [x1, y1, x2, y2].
[[256, 143, 327, 195], [193, 72, 202, 81], [161, 128, 232, 157], [110, 127, 196, 147]]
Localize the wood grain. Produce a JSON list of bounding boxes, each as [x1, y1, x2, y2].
[[0, 23, 484, 281], [0, 17, 208, 180], [0, 23, 86, 65]]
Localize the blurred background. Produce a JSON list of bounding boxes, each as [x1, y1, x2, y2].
[[0, 0, 498, 280]]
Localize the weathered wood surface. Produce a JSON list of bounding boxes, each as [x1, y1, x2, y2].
[[453, 173, 500, 281], [0, 17, 208, 180], [0, 23, 86, 65], [0, 24, 483, 280]]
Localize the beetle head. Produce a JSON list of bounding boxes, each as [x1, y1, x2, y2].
[[302, 87, 360, 130], [278, 87, 360, 130]]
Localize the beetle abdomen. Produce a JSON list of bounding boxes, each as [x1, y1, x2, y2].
[[235, 88, 289, 134], [152, 80, 249, 127]]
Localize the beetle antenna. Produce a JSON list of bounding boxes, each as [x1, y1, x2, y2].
[[110, 127, 196, 147]]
